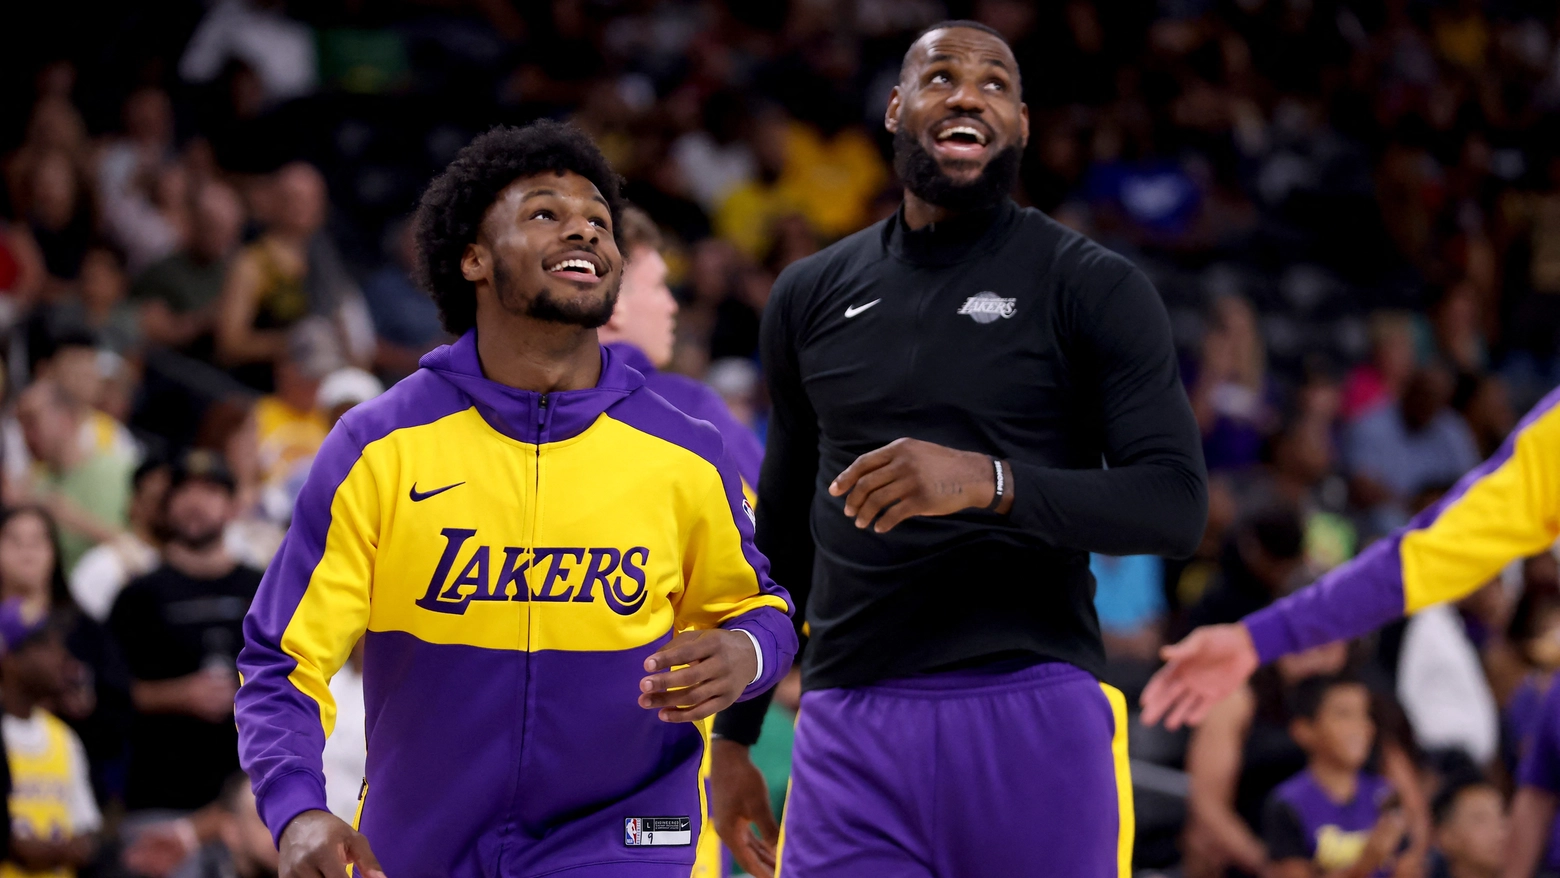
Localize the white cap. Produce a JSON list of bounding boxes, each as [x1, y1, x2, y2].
[[317, 368, 384, 411]]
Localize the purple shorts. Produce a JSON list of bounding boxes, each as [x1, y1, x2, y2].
[[776, 661, 1132, 878]]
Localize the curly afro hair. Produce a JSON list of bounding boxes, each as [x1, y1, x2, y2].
[[413, 120, 626, 335]]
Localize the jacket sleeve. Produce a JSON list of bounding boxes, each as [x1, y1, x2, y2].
[[236, 421, 379, 844], [675, 437, 797, 700], [1244, 390, 1560, 664], [1005, 267, 1209, 558]]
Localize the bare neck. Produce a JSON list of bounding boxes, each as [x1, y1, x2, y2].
[[1308, 759, 1360, 805], [475, 310, 602, 394]]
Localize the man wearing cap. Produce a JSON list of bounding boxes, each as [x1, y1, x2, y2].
[[108, 450, 260, 816]]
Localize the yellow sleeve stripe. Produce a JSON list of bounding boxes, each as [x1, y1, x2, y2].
[[279, 455, 380, 737], [1402, 403, 1560, 613]]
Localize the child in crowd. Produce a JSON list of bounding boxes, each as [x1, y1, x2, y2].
[[0, 598, 101, 878], [1262, 675, 1412, 878], [1428, 777, 1507, 878]]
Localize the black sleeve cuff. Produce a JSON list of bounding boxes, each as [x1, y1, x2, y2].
[[713, 685, 775, 746]]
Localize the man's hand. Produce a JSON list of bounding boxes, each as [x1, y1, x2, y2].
[[1139, 623, 1260, 730], [123, 819, 198, 877], [829, 438, 1009, 533], [639, 629, 757, 723], [279, 810, 385, 878], [710, 739, 780, 878]]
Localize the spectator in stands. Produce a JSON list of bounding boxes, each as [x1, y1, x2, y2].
[[1396, 584, 1500, 768], [597, 207, 763, 486], [1091, 553, 1167, 662], [226, 319, 336, 525], [122, 773, 278, 878], [359, 218, 442, 379], [23, 149, 93, 291], [315, 367, 382, 428], [11, 379, 132, 573], [1344, 365, 1481, 535], [214, 163, 371, 392], [1429, 777, 1507, 878], [31, 328, 138, 464], [135, 181, 246, 359], [0, 214, 45, 312], [1260, 675, 1417, 878], [1341, 312, 1419, 424], [108, 450, 259, 815], [69, 457, 169, 622], [1184, 642, 1429, 878], [51, 243, 143, 357], [0, 504, 132, 810], [4, 96, 90, 226], [178, 0, 318, 105], [1191, 295, 1277, 472], [0, 600, 100, 877], [1184, 504, 1306, 631]]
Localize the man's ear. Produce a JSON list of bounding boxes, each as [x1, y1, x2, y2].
[[884, 85, 902, 135], [1019, 102, 1031, 150], [461, 242, 487, 283]]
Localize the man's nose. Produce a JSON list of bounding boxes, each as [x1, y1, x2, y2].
[[561, 214, 599, 243], [945, 80, 986, 113]]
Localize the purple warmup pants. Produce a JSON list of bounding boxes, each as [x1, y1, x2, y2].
[[776, 661, 1133, 878]]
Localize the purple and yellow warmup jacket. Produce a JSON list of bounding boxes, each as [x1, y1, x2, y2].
[[1245, 385, 1560, 663], [235, 331, 795, 877]]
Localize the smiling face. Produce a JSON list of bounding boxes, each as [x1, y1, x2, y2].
[[886, 26, 1029, 210], [463, 170, 623, 330]]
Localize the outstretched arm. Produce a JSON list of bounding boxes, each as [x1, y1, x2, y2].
[[1143, 387, 1560, 728]]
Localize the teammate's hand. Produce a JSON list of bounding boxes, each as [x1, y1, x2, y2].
[[830, 438, 1008, 532], [710, 739, 780, 878], [639, 629, 758, 722], [1139, 623, 1260, 730], [279, 810, 386, 878]]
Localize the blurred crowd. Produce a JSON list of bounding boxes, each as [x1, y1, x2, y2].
[[3, 0, 1560, 875]]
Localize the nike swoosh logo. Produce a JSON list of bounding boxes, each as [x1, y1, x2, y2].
[[844, 299, 881, 318], [409, 481, 465, 502]]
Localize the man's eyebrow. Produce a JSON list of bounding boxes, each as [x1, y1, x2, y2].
[[521, 188, 610, 209], [924, 53, 1013, 72]]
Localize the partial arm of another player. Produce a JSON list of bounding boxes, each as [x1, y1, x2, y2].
[[638, 436, 797, 724], [709, 265, 819, 878], [1142, 391, 1560, 729], [234, 422, 385, 878], [831, 268, 1209, 558]]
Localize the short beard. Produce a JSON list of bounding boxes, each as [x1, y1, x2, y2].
[[893, 127, 1022, 213], [170, 525, 225, 552], [494, 259, 619, 329]]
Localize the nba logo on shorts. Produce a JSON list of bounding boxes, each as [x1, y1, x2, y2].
[[625, 818, 642, 846]]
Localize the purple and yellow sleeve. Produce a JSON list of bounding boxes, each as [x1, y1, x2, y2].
[[236, 423, 378, 844], [1245, 388, 1560, 664], [679, 442, 796, 699]]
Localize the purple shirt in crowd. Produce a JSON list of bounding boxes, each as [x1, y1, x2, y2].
[[1262, 769, 1392, 877]]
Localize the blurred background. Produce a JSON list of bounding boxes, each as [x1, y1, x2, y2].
[[2, 0, 1559, 876]]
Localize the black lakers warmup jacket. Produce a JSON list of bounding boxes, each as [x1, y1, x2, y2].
[[716, 198, 1208, 745]]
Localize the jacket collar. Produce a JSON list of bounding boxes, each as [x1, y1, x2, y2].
[[419, 329, 645, 443]]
